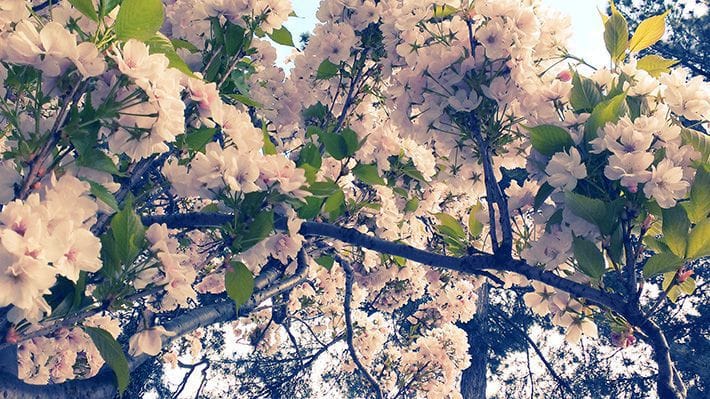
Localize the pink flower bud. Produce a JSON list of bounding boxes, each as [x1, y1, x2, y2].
[[557, 70, 572, 82]]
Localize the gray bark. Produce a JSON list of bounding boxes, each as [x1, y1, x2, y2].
[[460, 283, 489, 399]]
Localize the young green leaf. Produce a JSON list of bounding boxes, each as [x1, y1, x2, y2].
[[682, 165, 710, 223], [686, 219, 710, 259], [680, 128, 710, 165], [635, 54, 678, 77], [435, 213, 466, 241], [110, 206, 145, 265], [603, 11, 629, 61], [570, 72, 602, 113], [432, 4, 458, 19], [114, 0, 165, 41], [84, 327, 130, 395], [267, 26, 295, 47], [468, 202, 484, 238], [225, 261, 255, 311], [662, 205, 690, 258], [628, 10, 669, 53], [572, 237, 606, 279], [298, 143, 323, 169], [263, 131, 277, 155], [584, 93, 627, 140]]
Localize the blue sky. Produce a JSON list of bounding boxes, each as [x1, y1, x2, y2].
[[277, 0, 610, 67]]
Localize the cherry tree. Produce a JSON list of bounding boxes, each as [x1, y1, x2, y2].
[[0, 1, 707, 398]]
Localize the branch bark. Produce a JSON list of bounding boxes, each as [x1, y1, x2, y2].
[[142, 213, 628, 315], [0, 259, 308, 398]]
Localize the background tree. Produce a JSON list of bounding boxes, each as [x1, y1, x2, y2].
[[616, 0, 709, 78]]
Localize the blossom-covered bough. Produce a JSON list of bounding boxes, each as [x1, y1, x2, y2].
[[0, 0, 707, 398]]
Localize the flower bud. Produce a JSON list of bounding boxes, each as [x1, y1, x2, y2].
[[557, 70, 572, 82]]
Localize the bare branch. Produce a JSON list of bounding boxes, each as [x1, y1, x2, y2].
[[340, 258, 383, 399]]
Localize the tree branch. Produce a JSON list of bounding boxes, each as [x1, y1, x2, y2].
[[341, 258, 383, 399], [0, 258, 309, 398], [141, 213, 628, 315]]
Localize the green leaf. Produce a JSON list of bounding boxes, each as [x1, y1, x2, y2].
[[224, 23, 246, 56], [298, 143, 322, 170], [608, 224, 624, 264], [628, 10, 669, 53], [240, 210, 274, 251], [145, 33, 194, 76], [643, 252, 683, 278], [316, 59, 339, 80], [341, 128, 360, 156], [100, 0, 121, 17], [405, 198, 419, 213], [352, 164, 385, 186], [114, 0, 165, 41], [77, 148, 120, 175], [468, 202, 483, 238], [185, 127, 216, 152], [534, 183, 554, 210], [308, 181, 339, 197], [110, 206, 145, 265], [526, 125, 574, 156], [636, 54, 678, 77], [432, 4, 458, 19], [267, 26, 295, 47], [584, 93, 627, 141], [570, 72, 602, 113], [662, 205, 690, 258], [687, 219, 710, 259], [315, 255, 335, 271], [84, 327, 130, 395], [572, 236, 606, 279], [679, 277, 696, 295], [604, 11, 629, 61], [69, 0, 98, 21], [88, 180, 119, 211], [435, 213, 466, 241], [297, 196, 325, 219], [323, 189, 345, 218], [319, 131, 348, 160], [263, 131, 277, 155], [225, 261, 254, 310], [227, 94, 262, 109], [683, 166, 710, 223], [565, 192, 620, 235], [171, 39, 200, 53], [681, 128, 710, 165]]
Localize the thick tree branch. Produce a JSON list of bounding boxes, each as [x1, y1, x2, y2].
[[0, 258, 309, 398], [142, 213, 628, 315]]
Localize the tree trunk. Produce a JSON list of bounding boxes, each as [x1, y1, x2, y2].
[[460, 283, 489, 399]]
